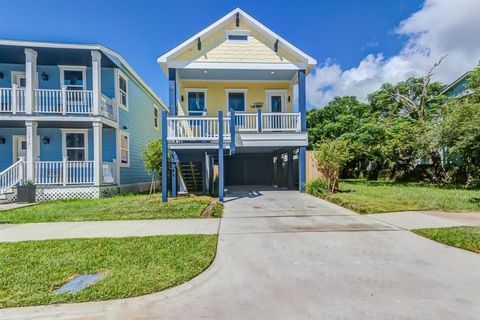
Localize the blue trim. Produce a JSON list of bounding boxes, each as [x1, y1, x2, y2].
[[202, 157, 207, 194], [288, 150, 294, 190], [168, 68, 177, 116], [210, 155, 215, 194], [171, 151, 177, 198], [161, 111, 168, 202], [257, 108, 262, 132], [298, 70, 306, 132], [218, 111, 224, 202], [299, 147, 306, 192], [230, 110, 236, 154]]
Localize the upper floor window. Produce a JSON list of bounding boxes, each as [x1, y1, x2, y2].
[[117, 71, 128, 110], [59, 66, 86, 91], [186, 89, 207, 116], [226, 89, 247, 112], [226, 30, 250, 43], [153, 105, 159, 129]]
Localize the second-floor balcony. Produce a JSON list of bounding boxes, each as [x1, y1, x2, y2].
[[0, 86, 117, 121], [166, 111, 303, 147]]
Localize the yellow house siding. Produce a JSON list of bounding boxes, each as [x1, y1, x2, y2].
[[173, 21, 301, 64], [179, 81, 293, 116]]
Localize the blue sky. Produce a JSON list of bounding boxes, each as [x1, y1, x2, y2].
[[1, 0, 477, 108]]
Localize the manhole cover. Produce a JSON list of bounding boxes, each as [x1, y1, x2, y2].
[[56, 273, 103, 293]]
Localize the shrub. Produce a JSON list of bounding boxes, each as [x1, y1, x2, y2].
[[313, 140, 352, 193], [306, 178, 329, 197]]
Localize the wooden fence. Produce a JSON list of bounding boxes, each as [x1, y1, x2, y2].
[[306, 150, 324, 182]]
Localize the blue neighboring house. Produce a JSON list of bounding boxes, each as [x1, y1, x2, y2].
[[0, 39, 167, 203], [441, 71, 473, 97]]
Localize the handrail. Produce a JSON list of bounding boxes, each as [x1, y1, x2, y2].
[[0, 158, 25, 194]]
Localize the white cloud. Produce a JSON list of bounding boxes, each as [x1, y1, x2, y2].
[[307, 0, 480, 107]]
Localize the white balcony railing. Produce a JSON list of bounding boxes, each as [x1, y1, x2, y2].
[[102, 161, 116, 184], [101, 95, 117, 121], [262, 112, 301, 132], [167, 112, 300, 142], [0, 87, 26, 113], [34, 89, 93, 114], [167, 116, 231, 141]]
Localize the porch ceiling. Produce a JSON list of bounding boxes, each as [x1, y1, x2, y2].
[[0, 45, 117, 67], [177, 68, 296, 81], [0, 120, 115, 129]]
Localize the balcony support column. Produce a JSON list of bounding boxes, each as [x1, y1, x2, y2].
[[93, 122, 103, 186], [168, 68, 177, 116], [25, 120, 38, 181], [162, 111, 168, 202], [288, 150, 294, 190], [298, 69, 307, 192], [91, 51, 102, 115], [24, 48, 37, 115], [218, 111, 224, 202]]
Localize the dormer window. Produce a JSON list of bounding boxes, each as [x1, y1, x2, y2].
[[226, 30, 250, 42]]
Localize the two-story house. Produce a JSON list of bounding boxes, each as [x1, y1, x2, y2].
[[0, 39, 167, 202], [157, 8, 316, 202]]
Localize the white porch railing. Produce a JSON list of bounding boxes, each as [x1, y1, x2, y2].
[[167, 117, 231, 141], [0, 87, 26, 113], [262, 112, 301, 132], [102, 161, 116, 184], [34, 160, 94, 185], [34, 88, 93, 114], [0, 158, 25, 194], [234, 112, 258, 132]]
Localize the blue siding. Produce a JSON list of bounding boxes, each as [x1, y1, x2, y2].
[[446, 78, 469, 97], [0, 128, 24, 171], [118, 69, 162, 185]]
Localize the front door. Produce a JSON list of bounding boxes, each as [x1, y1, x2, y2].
[[13, 135, 40, 162], [267, 91, 286, 112]]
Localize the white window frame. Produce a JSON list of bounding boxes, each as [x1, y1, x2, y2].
[[116, 69, 129, 111], [265, 89, 287, 112], [11, 71, 27, 88], [119, 130, 130, 167], [61, 129, 89, 161], [59, 66, 87, 90], [153, 104, 160, 130], [225, 88, 248, 112], [185, 88, 208, 115], [225, 30, 250, 43]]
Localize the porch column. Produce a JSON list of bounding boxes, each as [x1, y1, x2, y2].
[[218, 111, 224, 202], [276, 154, 283, 188], [288, 150, 294, 190], [168, 68, 177, 116], [91, 51, 102, 115], [25, 121, 37, 181], [298, 69, 307, 192], [162, 111, 168, 202], [93, 122, 103, 186], [25, 48, 37, 115]]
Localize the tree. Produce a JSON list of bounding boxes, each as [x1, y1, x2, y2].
[[142, 139, 163, 194], [313, 140, 351, 193]]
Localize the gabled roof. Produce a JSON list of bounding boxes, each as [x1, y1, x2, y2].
[[157, 8, 317, 74], [440, 71, 470, 95], [0, 38, 167, 110]]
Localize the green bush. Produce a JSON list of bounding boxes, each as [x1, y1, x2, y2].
[[306, 178, 329, 197]]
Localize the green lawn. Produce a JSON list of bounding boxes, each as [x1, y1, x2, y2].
[[0, 194, 214, 224], [414, 226, 480, 254], [323, 180, 480, 214], [0, 235, 217, 308]]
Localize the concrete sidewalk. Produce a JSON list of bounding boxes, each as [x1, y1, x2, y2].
[[0, 219, 220, 242], [365, 211, 480, 230]]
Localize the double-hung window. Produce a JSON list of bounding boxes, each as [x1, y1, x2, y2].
[[226, 89, 247, 112], [153, 105, 159, 129], [120, 131, 130, 167], [60, 66, 86, 91], [186, 89, 207, 116], [117, 71, 128, 110], [62, 130, 88, 161]]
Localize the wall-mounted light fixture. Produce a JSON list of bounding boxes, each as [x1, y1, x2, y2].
[[0, 136, 5, 144], [0, 72, 4, 79], [181, 95, 184, 102], [122, 125, 128, 130], [42, 136, 50, 145], [274, 39, 279, 52], [41, 72, 49, 81], [288, 96, 291, 103], [197, 37, 201, 51]]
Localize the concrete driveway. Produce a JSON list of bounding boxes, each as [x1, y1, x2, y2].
[[1, 186, 480, 319]]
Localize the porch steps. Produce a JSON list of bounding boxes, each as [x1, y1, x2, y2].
[[179, 162, 202, 193]]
